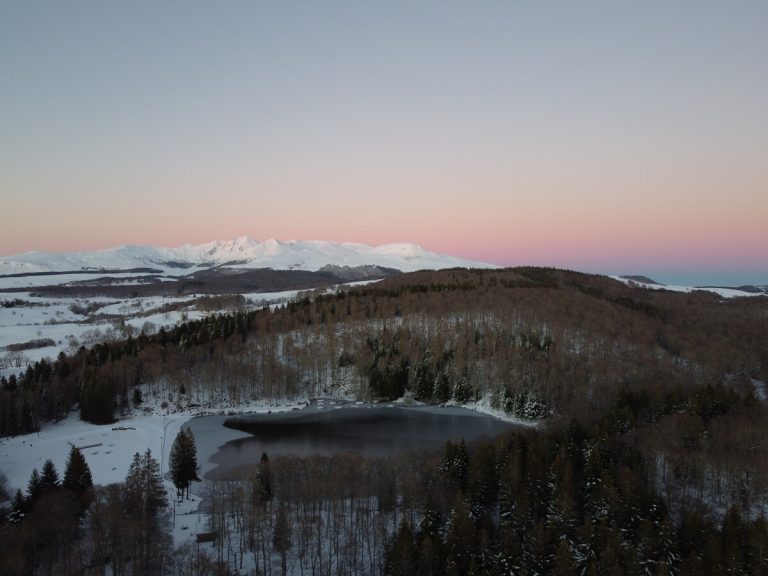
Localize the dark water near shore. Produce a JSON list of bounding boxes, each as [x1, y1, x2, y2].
[[189, 405, 517, 479]]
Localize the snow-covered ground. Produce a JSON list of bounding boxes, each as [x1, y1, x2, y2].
[[0, 279, 384, 381], [0, 290, 204, 376], [0, 394, 309, 547], [0, 395, 312, 493], [612, 276, 766, 298]]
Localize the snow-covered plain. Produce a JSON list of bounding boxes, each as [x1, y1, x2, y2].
[[612, 276, 766, 299], [0, 290, 205, 375], [0, 282, 376, 379], [0, 393, 310, 546], [0, 397, 310, 493]]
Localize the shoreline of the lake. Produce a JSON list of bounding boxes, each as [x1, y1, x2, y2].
[[186, 401, 526, 481]]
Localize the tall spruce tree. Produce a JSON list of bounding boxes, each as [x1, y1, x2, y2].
[[123, 449, 169, 575], [253, 452, 273, 507], [26, 468, 42, 505], [39, 459, 60, 493], [125, 449, 167, 518], [9, 489, 27, 523], [169, 428, 199, 499], [63, 445, 94, 512]]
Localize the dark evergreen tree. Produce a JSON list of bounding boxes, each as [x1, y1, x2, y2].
[[253, 452, 273, 507], [273, 503, 292, 576], [444, 499, 476, 576], [123, 449, 169, 575], [387, 519, 418, 576], [39, 459, 61, 494], [419, 489, 443, 539], [26, 467, 42, 504], [132, 386, 143, 406], [412, 354, 435, 401], [468, 442, 498, 522], [9, 488, 27, 523], [433, 369, 451, 403], [169, 427, 199, 499], [63, 445, 94, 511], [440, 440, 469, 495], [79, 371, 115, 424], [124, 449, 167, 519]]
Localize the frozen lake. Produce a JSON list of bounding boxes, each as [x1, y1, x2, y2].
[[186, 404, 517, 479]]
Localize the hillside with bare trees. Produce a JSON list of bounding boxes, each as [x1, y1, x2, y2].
[[2, 267, 768, 574]]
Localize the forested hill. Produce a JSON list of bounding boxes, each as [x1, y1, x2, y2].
[[2, 266, 767, 436], [3, 266, 768, 575]]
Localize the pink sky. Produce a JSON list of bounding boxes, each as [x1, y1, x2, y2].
[[1, 2, 766, 286]]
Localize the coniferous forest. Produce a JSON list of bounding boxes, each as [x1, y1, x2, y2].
[[2, 267, 768, 574]]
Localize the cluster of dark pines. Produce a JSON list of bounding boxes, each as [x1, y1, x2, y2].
[[0, 448, 169, 575], [384, 412, 768, 575]]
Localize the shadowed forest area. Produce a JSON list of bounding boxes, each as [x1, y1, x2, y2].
[[2, 267, 768, 574]]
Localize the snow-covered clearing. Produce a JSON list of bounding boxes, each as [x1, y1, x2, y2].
[[612, 276, 766, 298], [0, 395, 308, 545], [0, 279, 383, 382]]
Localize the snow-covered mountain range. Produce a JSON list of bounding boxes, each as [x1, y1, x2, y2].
[[0, 237, 496, 276]]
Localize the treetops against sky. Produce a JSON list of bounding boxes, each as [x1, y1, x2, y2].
[[1, 1, 766, 286]]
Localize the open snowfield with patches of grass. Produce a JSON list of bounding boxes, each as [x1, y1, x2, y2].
[[0, 394, 308, 547], [0, 279, 380, 381], [0, 396, 309, 493], [0, 291, 217, 377], [612, 276, 767, 298]]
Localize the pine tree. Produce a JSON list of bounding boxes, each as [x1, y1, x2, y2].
[[273, 503, 292, 576], [40, 459, 61, 493], [27, 468, 42, 504], [387, 519, 418, 576], [440, 440, 469, 495], [132, 386, 143, 406], [251, 452, 273, 508], [125, 449, 167, 518], [169, 428, 200, 499], [123, 449, 169, 575], [412, 354, 435, 401], [433, 369, 451, 403], [80, 371, 115, 424], [9, 488, 27, 523], [63, 445, 94, 511], [445, 499, 475, 576]]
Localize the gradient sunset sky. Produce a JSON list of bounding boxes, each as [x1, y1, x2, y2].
[[1, 1, 766, 285]]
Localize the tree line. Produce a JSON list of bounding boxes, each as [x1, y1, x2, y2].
[[3, 268, 766, 437], [1, 426, 200, 575], [1, 267, 768, 573]]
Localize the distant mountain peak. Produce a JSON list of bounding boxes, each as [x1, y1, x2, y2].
[[0, 237, 497, 276]]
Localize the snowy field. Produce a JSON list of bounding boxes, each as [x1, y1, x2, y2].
[[0, 397, 311, 493], [0, 277, 380, 381], [0, 290, 203, 376], [612, 276, 766, 298], [0, 395, 310, 546]]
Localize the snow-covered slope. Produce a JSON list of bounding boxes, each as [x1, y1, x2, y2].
[[0, 237, 496, 275], [613, 276, 766, 299]]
